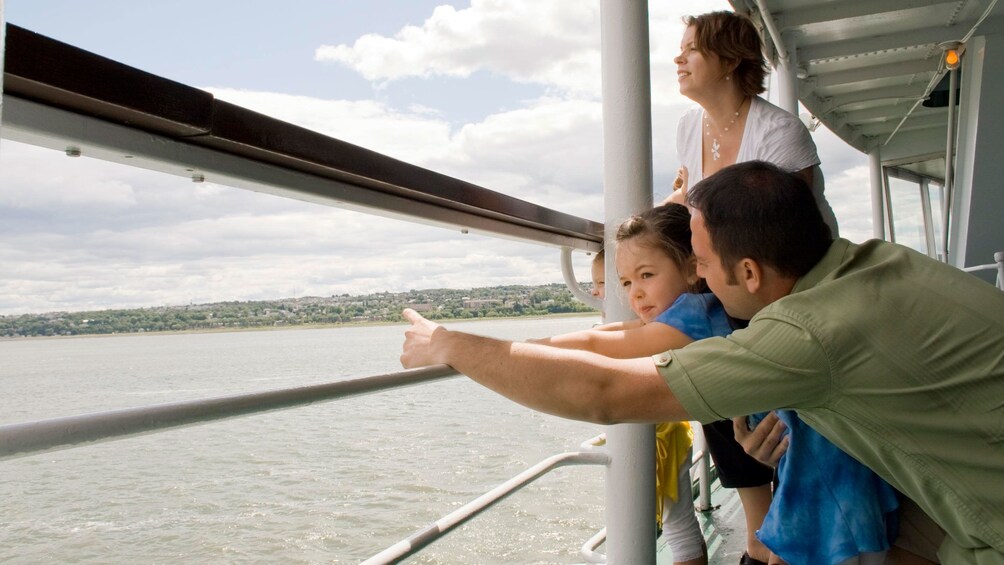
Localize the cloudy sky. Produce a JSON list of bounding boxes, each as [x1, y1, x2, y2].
[[0, 0, 872, 315]]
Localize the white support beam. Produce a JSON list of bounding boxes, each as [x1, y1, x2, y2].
[[777, 31, 800, 114], [870, 146, 885, 239], [600, 1, 657, 563], [0, 0, 6, 136]]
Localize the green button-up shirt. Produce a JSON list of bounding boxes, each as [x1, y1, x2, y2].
[[656, 238, 1004, 563]]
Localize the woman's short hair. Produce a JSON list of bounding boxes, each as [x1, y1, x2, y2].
[[684, 11, 768, 97]]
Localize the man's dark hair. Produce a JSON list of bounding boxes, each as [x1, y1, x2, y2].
[[687, 161, 833, 279]]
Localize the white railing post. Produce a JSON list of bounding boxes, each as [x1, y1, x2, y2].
[[996, 251, 1004, 290], [692, 423, 713, 511], [600, 1, 657, 563], [561, 247, 603, 311]]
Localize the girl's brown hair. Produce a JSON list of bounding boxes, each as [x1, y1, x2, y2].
[[616, 204, 707, 293]]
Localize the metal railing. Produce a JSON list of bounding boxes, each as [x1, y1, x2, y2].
[[363, 447, 611, 565], [0, 366, 457, 461], [961, 251, 1004, 289], [577, 424, 714, 564]]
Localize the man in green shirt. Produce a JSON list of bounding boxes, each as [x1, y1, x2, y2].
[[400, 161, 1004, 563]]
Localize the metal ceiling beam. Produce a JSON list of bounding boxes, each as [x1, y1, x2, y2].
[[837, 104, 939, 123], [821, 84, 927, 113], [807, 59, 936, 88], [799, 23, 976, 62], [853, 113, 947, 136], [776, 0, 956, 29]]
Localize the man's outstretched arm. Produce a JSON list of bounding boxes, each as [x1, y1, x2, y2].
[[400, 308, 691, 424]]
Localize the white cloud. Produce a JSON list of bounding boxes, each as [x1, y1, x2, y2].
[[0, 143, 138, 210], [315, 0, 602, 96], [825, 164, 874, 242], [206, 89, 455, 165], [313, 0, 736, 100], [812, 126, 874, 243]]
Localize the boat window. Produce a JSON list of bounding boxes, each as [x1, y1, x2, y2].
[[885, 167, 944, 259], [886, 174, 927, 254], [926, 179, 945, 259]]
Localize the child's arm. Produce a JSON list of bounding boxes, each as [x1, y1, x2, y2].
[[528, 319, 644, 347], [591, 319, 645, 331], [530, 321, 694, 359]]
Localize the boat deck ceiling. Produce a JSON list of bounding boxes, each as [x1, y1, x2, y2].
[[731, 0, 1004, 175], [0, 23, 603, 252]]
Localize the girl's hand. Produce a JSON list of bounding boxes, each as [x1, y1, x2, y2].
[[661, 166, 689, 206], [674, 166, 688, 191]]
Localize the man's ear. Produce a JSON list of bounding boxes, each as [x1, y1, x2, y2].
[[685, 256, 701, 287], [737, 258, 763, 294]]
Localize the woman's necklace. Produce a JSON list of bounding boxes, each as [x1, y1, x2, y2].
[[704, 99, 746, 161]]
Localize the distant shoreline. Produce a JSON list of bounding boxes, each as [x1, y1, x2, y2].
[[0, 311, 600, 341]]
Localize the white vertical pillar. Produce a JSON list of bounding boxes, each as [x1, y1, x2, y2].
[[600, 1, 656, 563], [1, 0, 6, 142], [869, 147, 885, 240], [940, 66, 959, 263], [777, 31, 800, 116]]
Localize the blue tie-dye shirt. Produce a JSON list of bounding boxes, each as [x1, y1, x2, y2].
[[746, 410, 900, 565]]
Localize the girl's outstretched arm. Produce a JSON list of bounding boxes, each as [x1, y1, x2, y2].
[[528, 318, 643, 348], [592, 319, 645, 332], [531, 321, 694, 359]]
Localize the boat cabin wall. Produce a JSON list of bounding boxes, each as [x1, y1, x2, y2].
[[951, 33, 1004, 278]]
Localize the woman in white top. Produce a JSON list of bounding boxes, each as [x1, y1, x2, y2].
[[665, 11, 839, 565], [667, 11, 839, 236]]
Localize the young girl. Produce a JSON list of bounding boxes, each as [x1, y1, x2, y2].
[[535, 203, 899, 565], [534, 203, 717, 565]]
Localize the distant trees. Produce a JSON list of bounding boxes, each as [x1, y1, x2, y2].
[[0, 283, 597, 338]]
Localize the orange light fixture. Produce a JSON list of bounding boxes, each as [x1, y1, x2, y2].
[[945, 49, 961, 70]]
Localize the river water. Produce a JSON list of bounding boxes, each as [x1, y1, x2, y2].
[[0, 316, 608, 564]]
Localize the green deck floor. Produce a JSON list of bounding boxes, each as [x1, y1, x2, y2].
[[656, 476, 750, 564], [576, 472, 750, 564], [637, 471, 752, 565]]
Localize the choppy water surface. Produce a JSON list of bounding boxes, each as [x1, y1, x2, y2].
[[0, 317, 606, 564]]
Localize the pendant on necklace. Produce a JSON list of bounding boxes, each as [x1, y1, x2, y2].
[[711, 138, 721, 160]]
